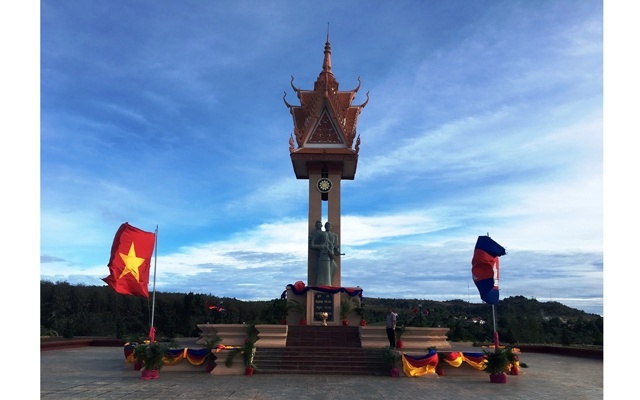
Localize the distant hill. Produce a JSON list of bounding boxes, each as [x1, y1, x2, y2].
[[363, 295, 599, 322], [41, 281, 602, 345]]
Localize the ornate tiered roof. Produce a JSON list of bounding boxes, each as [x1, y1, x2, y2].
[[284, 34, 368, 179]]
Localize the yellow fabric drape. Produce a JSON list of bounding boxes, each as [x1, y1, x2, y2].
[[401, 353, 438, 377]]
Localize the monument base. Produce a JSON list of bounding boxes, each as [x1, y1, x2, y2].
[[285, 284, 364, 326]]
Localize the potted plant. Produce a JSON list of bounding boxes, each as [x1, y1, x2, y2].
[[225, 323, 258, 375], [133, 342, 168, 380], [483, 347, 509, 383], [381, 346, 401, 377], [287, 299, 307, 325], [395, 325, 408, 349], [435, 352, 449, 376], [340, 299, 352, 326], [505, 346, 519, 375], [203, 336, 222, 373], [124, 336, 144, 370], [273, 298, 288, 325], [354, 300, 366, 326], [426, 347, 446, 376]]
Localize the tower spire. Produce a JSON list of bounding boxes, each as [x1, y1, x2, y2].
[[322, 22, 332, 75]]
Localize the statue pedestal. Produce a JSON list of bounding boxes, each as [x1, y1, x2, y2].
[[310, 290, 338, 325], [285, 285, 364, 326]]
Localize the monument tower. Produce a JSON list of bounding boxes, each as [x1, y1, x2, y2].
[[284, 33, 369, 289]]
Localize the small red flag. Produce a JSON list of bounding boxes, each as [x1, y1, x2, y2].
[[102, 222, 156, 298]]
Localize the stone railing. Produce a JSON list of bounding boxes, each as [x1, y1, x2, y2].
[[196, 324, 288, 348], [254, 324, 288, 347], [197, 324, 449, 352]]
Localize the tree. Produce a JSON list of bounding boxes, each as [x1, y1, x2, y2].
[[40, 281, 602, 345]]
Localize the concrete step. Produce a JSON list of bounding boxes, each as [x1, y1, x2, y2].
[[253, 347, 389, 376]]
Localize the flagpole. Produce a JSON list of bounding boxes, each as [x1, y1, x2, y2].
[[150, 225, 159, 341], [492, 304, 499, 351]]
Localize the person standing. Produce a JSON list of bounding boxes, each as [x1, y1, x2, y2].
[[386, 307, 398, 348]]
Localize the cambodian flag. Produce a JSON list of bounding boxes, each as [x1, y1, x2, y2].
[[471, 236, 506, 305]]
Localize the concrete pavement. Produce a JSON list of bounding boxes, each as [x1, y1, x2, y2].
[[41, 345, 603, 399]]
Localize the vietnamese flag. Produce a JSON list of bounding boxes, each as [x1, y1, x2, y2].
[[471, 235, 506, 305], [102, 222, 156, 298]]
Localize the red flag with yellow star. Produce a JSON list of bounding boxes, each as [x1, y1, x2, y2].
[[102, 222, 156, 298]]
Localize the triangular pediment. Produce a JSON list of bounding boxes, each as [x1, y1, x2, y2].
[[305, 108, 346, 147]]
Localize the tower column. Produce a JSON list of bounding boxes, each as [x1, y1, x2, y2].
[[307, 167, 342, 287], [327, 169, 341, 287], [307, 171, 323, 286]]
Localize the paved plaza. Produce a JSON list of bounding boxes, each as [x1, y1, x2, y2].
[[39, 345, 605, 399]]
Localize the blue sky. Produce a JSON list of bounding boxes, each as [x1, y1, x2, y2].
[[31, 1, 610, 316]]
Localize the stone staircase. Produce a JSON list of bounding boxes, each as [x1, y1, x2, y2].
[[252, 325, 388, 375]]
